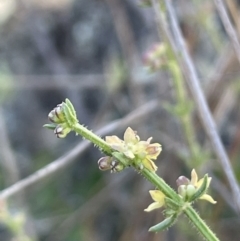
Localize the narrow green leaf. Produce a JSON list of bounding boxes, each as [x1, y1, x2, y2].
[[43, 124, 57, 130], [65, 98, 77, 118], [189, 175, 208, 202], [149, 215, 177, 232], [63, 102, 77, 127]]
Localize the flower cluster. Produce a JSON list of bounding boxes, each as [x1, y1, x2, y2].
[[104, 127, 162, 172], [176, 169, 217, 204], [44, 99, 78, 138], [145, 169, 216, 213]]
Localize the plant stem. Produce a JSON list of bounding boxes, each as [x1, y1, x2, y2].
[[142, 168, 180, 200], [72, 123, 219, 241], [168, 61, 200, 165], [184, 206, 219, 241], [142, 169, 219, 241], [73, 123, 112, 155]]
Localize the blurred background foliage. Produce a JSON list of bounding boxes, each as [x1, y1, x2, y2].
[[0, 0, 240, 240]]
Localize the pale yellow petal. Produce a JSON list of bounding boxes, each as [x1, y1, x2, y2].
[[191, 169, 198, 185], [207, 177, 212, 188], [105, 135, 125, 151], [123, 150, 135, 159], [196, 177, 203, 189], [149, 190, 165, 203], [146, 137, 153, 144], [196, 176, 211, 189], [124, 127, 139, 144], [143, 158, 158, 172], [137, 141, 148, 148], [146, 143, 162, 160], [111, 144, 125, 152], [144, 202, 163, 212], [200, 194, 217, 204], [105, 135, 123, 144]]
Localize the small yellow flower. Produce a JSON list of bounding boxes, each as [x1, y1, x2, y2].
[[144, 190, 166, 212], [105, 127, 162, 172], [190, 169, 216, 204], [177, 169, 217, 204]]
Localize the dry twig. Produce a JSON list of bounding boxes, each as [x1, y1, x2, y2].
[[214, 0, 240, 65], [151, 0, 240, 212]]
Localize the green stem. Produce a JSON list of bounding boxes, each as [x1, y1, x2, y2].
[[168, 61, 200, 164], [73, 123, 112, 155], [168, 62, 186, 103], [142, 168, 180, 200], [142, 168, 219, 241], [141, 169, 218, 241], [184, 205, 219, 241], [71, 123, 219, 241]]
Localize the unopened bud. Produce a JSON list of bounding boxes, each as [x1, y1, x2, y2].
[[176, 176, 190, 187], [98, 156, 112, 171], [48, 103, 65, 123], [178, 185, 187, 199], [110, 160, 124, 172], [54, 124, 71, 138], [186, 184, 196, 199]]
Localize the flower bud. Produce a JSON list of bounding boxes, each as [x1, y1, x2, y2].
[[178, 185, 187, 199], [186, 184, 196, 199], [98, 156, 112, 171], [110, 160, 124, 172], [176, 176, 190, 187], [177, 169, 216, 204], [54, 124, 71, 138], [48, 104, 65, 123], [178, 184, 197, 201]]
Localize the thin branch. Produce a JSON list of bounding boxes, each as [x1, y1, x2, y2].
[[214, 0, 240, 65], [0, 100, 159, 200], [151, 0, 240, 212]]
